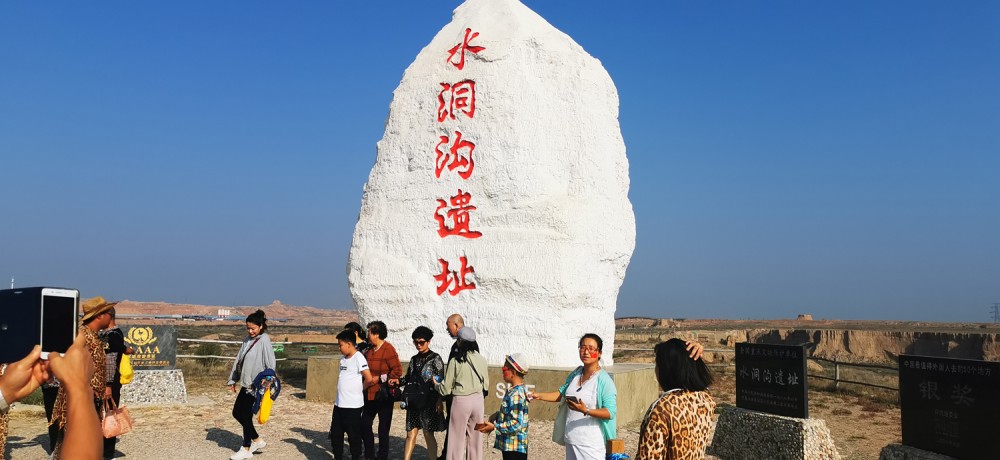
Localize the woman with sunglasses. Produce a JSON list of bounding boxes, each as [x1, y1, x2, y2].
[[402, 326, 446, 460]]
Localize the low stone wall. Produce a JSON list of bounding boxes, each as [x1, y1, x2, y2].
[[121, 370, 188, 406], [306, 356, 659, 425], [879, 444, 956, 460], [707, 406, 840, 460]]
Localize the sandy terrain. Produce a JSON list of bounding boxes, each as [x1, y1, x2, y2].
[[5, 371, 897, 460]]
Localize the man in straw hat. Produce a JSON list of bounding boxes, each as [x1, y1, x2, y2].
[[50, 296, 116, 456]]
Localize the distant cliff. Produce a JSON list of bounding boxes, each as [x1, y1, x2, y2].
[[728, 329, 1000, 364]]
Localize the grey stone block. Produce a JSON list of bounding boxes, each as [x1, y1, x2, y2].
[[121, 370, 188, 406], [707, 406, 840, 460], [878, 444, 956, 460]]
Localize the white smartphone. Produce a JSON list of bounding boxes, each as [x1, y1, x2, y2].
[[40, 288, 79, 359]]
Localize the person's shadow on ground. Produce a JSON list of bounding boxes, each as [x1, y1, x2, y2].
[[205, 427, 243, 450], [287, 427, 332, 459], [289, 428, 413, 460]]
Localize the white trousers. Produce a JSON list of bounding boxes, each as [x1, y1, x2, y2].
[[566, 443, 604, 460]]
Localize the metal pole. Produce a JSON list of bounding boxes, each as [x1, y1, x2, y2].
[[834, 361, 840, 391]]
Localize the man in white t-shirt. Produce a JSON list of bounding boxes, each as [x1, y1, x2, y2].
[[330, 329, 374, 460]]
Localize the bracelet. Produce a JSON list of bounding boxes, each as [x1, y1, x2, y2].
[[0, 363, 7, 376], [584, 408, 590, 417]]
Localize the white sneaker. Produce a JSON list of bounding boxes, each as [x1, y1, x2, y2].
[[250, 439, 267, 453], [230, 448, 253, 460]]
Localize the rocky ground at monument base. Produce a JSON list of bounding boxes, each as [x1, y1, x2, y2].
[[4, 370, 897, 460]]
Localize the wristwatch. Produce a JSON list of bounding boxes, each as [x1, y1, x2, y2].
[[0, 363, 9, 415]]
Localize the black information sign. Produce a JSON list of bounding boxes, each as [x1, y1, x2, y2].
[[123, 325, 176, 370], [899, 355, 999, 459], [735, 342, 808, 418]]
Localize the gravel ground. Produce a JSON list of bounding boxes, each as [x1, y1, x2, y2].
[[4, 382, 643, 460], [5, 373, 895, 459]]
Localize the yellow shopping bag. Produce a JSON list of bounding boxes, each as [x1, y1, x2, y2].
[[119, 354, 135, 385], [257, 387, 273, 424]]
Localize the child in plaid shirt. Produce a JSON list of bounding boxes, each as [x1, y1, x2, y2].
[[477, 353, 529, 460]]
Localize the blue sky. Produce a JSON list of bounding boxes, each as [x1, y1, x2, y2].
[[1, 1, 997, 321]]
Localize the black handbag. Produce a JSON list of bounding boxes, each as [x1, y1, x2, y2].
[[376, 381, 402, 402], [401, 378, 433, 410], [401, 363, 439, 410]]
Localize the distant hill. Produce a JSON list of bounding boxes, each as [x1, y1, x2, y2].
[[116, 300, 358, 326]]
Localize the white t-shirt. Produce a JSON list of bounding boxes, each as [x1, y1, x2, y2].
[[336, 352, 369, 409]]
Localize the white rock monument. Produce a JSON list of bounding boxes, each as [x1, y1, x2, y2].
[[347, 0, 635, 367]]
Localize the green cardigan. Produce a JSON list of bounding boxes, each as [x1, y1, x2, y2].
[[559, 366, 617, 441]]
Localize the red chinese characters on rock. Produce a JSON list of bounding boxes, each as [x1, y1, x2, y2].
[[447, 28, 485, 70], [431, 29, 486, 297], [434, 131, 475, 179], [438, 80, 477, 122], [434, 256, 476, 296], [435, 189, 482, 239]]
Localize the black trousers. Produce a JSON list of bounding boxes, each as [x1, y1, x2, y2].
[[361, 398, 393, 460], [502, 452, 528, 460], [104, 383, 122, 457], [232, 388, 259, 448], [43, 386, 61, 453], [329, 405, 363, 460]]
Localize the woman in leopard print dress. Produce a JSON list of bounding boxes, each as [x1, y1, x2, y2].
[[636, 339, 716, 460]]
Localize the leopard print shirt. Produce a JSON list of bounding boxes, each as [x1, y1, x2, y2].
[[50, 326, 106, 429], [0, 412, 8, 455], [636, 389, 715, 460]]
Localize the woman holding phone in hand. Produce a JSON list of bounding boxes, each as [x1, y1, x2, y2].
[[528, 333, 615, 460], [529, 334, 705, 460]]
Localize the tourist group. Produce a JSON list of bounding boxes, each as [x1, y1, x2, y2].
[[0, 303, 717, 460], [229, 311, 718, 460]]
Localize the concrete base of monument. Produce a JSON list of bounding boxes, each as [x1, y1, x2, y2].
[[307, 356, 659, 425], [878, 444, 956, 460], [707, 406, 841, 460], [122, 370, 188, 406]]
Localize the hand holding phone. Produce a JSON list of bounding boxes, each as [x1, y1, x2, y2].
[[40, 288, 79, 359], [565, 396, 580, 404]]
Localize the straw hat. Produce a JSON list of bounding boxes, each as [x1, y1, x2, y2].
[[80, 296, 118, 322]]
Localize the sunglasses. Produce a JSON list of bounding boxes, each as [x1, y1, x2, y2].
[[413, 339, 428, 346]]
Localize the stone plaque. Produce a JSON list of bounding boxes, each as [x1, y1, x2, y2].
[[899, 354, 999, 459], [735, 342, 808, 418], [123, 325, 176, 370]]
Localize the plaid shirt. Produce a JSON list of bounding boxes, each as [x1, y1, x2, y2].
[[493, 384, 529, 453]]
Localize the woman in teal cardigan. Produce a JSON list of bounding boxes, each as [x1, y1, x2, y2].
[[529, 333, 616, 460], [529, 334, 707, 460]]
